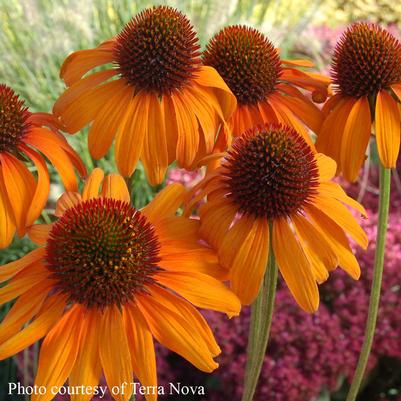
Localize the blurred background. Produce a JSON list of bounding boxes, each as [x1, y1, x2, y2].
[[1, 1, 401, 400]]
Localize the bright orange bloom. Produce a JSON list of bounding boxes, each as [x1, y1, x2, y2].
[[53, 6, 236, 186], [317, 22, 401, 182], [187, 123, 368, 312], [202, 25, 330, 148], [0, 84, 86, 248], [0, 168, 240, 401]]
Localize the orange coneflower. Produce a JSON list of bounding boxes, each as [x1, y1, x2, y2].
[[202, 25, 330, 148], [317, 22, 401, 182], [53, 6, 236, 186], [0, 84, 86, 248], [0, 168, 240, 401], [187, 123, 368, 312]]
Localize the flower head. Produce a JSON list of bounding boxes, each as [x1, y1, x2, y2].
[[203, 26, 330, 144], [317, 23, 401, 180], [54, 6, 236, 185], [0, 168, 240, 401], [0, 84, 86, 248], [187, 123, 368, 312]]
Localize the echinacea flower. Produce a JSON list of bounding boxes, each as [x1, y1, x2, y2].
[[0, 168, 240, 401], [202, 25, 330, 148], [0, 84, 86, 248], [53, 6, 236, 186], [187, 123, 368, 312], [317, 22, 401, 182]]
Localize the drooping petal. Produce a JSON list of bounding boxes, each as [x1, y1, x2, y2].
[[136, 286, 219, 372], [18, 145, 50, 227], [316, 153, 337, 181], [0, 248, 45, 283], [69, 310, 102, 401], [142, 94, 169, 185], [33, 306, 84, 401], [314, 195, 368, 249], [0, 279, 52, 343], [60, 40, 115, 86], [124, 304, 157, 401], [0, 153, 35, 235], [114, 92, 148, 177], [88, 82, 134, 160], [0, 173, 16, 248], [99, 306, 133, 401], [375, 89, 401, 168], [141, 183, 186, 222], [273, 218, 319, 313], [0, 261, 48, 305], [316, 96, 356, 171], [0, 294, 66, 360], [155, 271, 240, 317], [172, 91, 200, 169], [230, 218, 270, 305], [194, 66, 237, 119], [340, 96, 372, 182], [306, 204, 361, 279]]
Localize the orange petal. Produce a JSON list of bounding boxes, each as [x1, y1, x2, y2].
[[340, 96, 372, 182], [101, 174, 130, 202], [281, 59, 314, 67], [0, 294, 66, 360], [171, 92, 199, 169], [276, 91, 323, 133], [194, 66, 237, 119], [314, 194, 368, 249], [18, 145, 50, 227], [0, 279, 52, 343], [375, 89, 401, 168], [115, 92, 149, 177], [142, 94, 169, 185], [141, 183, 186, 223], [136, 286, 219, 372], [155, 271, 240, 317], [229, 218, 270, 305], [199, 198, 238, 250], [292, 213, 338, 273], [316, 96, 356, 170], [0, 248, 45, 283], [0, 153, 35, 235], [59, 79, 126, 133], [124, 305, 157, 401], [55, 192, 82, 217], [306, 204, 361, 279], [318, 181, 367, 218], [60, 40, 115, 86], [69, 310, 102, 401], [88, 83, 133, 159], [316, 153, 337, 181], [53, 69, 118, 116], [82, 168, 105, 200], [0, 261, 48, 305], [24, 130, 79, 191], [33, 306, 84, 401], [0, 173, 16, 248], [99, 306, 133, 401], [273, 218, 319, 312], [27, 224, 52, 246]]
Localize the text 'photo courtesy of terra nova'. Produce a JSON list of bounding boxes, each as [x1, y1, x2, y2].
[[0, 1, 401, 401]]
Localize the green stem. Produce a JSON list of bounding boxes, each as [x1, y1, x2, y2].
[[346, 166, 391, 401], [241, 226, 278, 401]]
